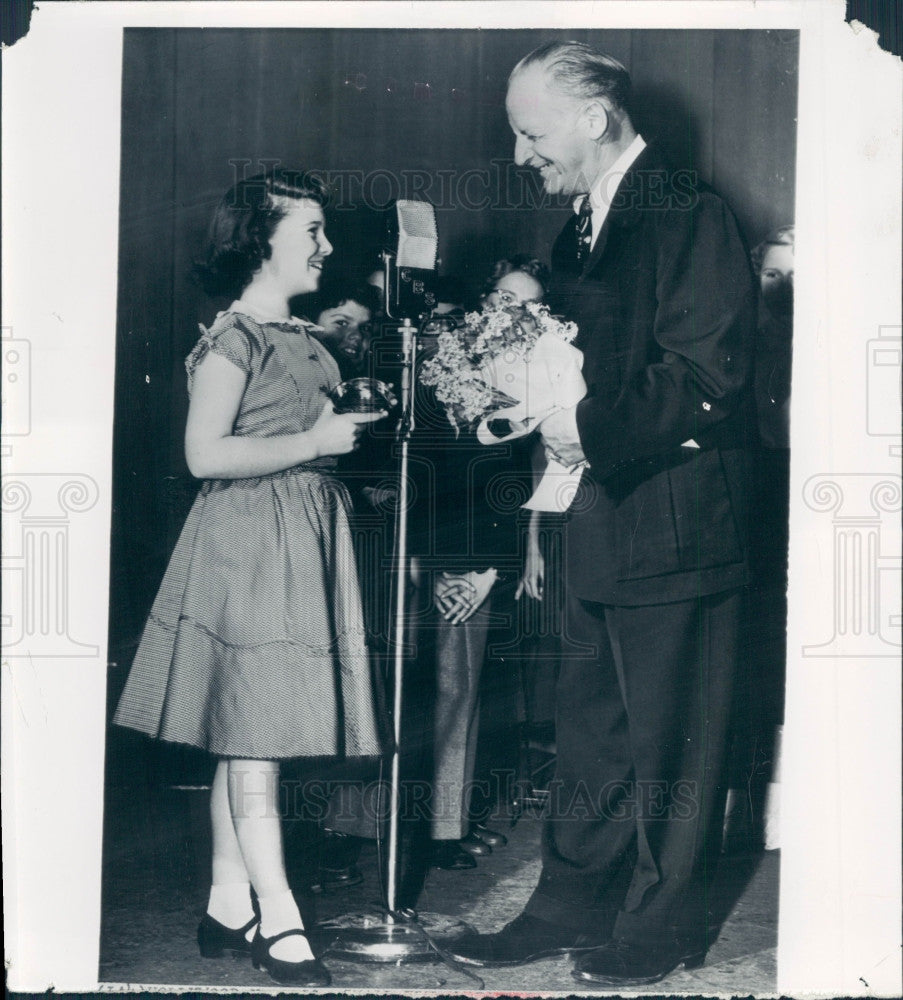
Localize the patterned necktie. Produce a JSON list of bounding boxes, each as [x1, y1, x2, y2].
[[576, 197, 593, 265]]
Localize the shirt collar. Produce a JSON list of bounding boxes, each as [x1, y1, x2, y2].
[[574, 133, 647, 218], [225, 299, 323, 333]]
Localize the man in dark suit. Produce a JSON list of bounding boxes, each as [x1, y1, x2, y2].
[[448, 41, 757, 986]]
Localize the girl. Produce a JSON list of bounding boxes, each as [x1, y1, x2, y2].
[[113, 170, 385, 986]]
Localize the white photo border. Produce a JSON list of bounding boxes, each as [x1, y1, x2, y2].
[[2, 1, 900, 995]]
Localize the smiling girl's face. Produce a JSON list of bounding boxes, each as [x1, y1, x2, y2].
[[265, 199, 333, 298]]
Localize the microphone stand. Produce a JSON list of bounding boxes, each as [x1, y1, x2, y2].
[[316, 314, 475, 964], [385, 315, 414, 916]]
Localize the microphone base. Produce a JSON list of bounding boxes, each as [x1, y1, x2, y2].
[[313, 911, 474, 963]]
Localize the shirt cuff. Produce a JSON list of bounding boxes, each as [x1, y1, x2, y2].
[[560, 404, 582, 447]]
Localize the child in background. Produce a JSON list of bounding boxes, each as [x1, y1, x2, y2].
[[307, 278, 382, 380]]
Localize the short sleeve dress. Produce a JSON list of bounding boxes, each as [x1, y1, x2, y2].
[[113, 308, 384, 760]]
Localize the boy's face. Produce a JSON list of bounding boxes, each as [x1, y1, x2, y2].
[[315, 300, 373, 368]]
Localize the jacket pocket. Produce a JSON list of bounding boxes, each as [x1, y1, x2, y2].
[[612, 449, 745, 582], [613, 464, 683, 581], [668, 448, 744, 573]]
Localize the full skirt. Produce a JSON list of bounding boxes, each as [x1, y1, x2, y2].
[[113, 469, 384, 759]]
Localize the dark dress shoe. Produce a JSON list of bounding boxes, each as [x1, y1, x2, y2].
[[312, 830, 365, 891], [571, 938, 706, 985], [472, 823, 508, 847], [197, 913, 258, 958], [251, 928, 332, 987], [460, 831, 492, 855], [317, 863, 364, 892], [446, 912, 608, 967], [320, 830, 364, 867], [430, 840, 478, 869]]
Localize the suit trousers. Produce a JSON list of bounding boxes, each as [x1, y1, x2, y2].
[[429, 595, 493, 840], [525, 587, 742, 949]]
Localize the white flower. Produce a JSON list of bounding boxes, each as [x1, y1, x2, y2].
[[421, 303, 580, 430]]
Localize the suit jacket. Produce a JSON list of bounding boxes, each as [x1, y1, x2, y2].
[[549, 145, 758, 605]]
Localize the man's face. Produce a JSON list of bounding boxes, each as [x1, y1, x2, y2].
[[506, 65, 595, 197], [315, 300, 373, 368]]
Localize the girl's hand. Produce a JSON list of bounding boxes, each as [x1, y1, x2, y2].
[[361, 485, 398, 509], [185, 353, 386, 479], [309, 404, 385, 458], [515, 536, 544, 601], [435, 571, 477, 616], [436, 569, 497, 624]]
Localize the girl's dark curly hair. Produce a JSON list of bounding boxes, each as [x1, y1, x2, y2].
[[194, 169, 329, 298], [479, 254, 551, 301], [309, 276, 382, 320]]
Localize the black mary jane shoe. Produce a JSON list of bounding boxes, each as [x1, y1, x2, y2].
[[251, 927, 332, 987], [571, 938, 707, 985], [472, 823, 508, 847], [197, 913, 259, 958]]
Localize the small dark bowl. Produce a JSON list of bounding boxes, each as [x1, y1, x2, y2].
[[328, 377, 398, 414]]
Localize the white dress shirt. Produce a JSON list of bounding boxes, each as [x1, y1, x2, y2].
[[575, 133, 647, 250], [545, 135, 649, 464]]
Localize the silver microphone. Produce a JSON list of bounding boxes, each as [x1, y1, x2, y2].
[[383, 200, 438, 320], [395, 200, 438, 270]]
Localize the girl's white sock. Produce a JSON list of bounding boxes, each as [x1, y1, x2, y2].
[[207, 881, 256, 940], [257, 889, 314, 961]]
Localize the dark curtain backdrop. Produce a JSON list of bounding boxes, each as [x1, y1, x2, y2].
[[110, 27, 798, 650]]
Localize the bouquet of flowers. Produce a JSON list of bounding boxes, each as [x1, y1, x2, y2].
[[420, 301, 588, 512]]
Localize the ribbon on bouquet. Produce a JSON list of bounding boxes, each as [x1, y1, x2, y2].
[[473, 332, 588, 513]]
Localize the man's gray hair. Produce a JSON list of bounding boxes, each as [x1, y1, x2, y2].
[[511, 41, 631, 113]]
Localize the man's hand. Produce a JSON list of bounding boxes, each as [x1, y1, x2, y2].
[[434, 569, 497, 625], [540, 405, 586, 470]]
